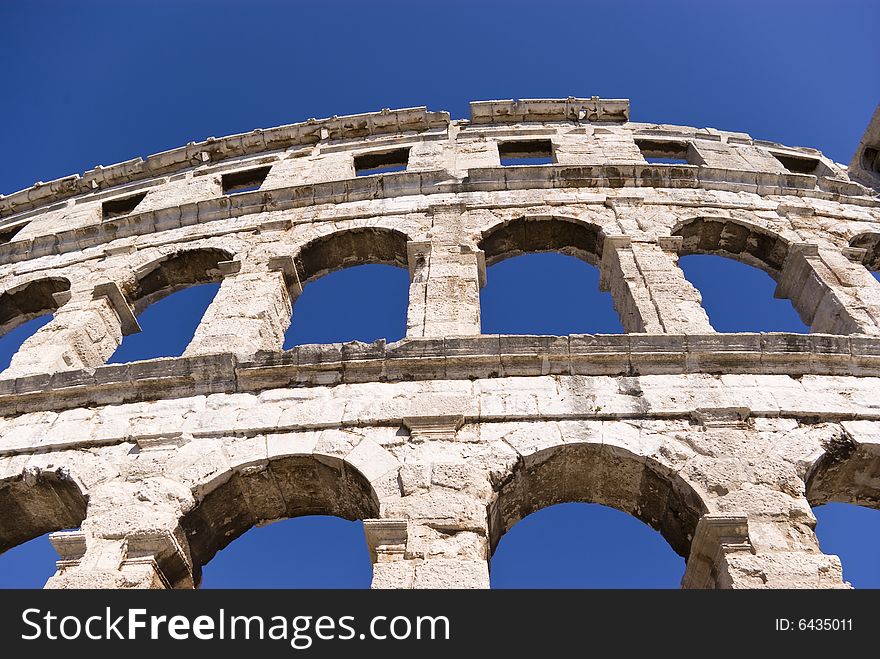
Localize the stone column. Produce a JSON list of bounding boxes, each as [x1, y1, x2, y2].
[[365, 518, 490, 589], [600, 235, 714, 333], [406, 241, 484, 338], [776, 243, 880, 335], [678, 417, 847, 589], [184, 258, 295, 360], [45, 479, 195, 590], [364, 415, 491, 588], [682, 511, 847, 589], [3, 282, 137, 378]]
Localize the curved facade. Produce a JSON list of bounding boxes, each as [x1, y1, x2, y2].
[[1, 97, 879, 589]]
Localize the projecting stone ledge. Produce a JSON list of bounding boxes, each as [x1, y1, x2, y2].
[[0, 333, 878, 417]]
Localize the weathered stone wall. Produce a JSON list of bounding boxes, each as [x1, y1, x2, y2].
[[0, 98, 878, 589]]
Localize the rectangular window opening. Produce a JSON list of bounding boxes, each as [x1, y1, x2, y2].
[[221, 166, 272, 195], [354, 148, 410, 176], [101, 191, 148, 219], [498, 140, 554, 166], [636, 139, 693, 165], [771, 153, 821, 175]]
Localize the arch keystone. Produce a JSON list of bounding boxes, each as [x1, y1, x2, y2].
[[402, 415, 464, 443]]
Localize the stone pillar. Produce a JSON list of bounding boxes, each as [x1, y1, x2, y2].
[[678, 418, 848, 589], [364, 518, 490, 589], [682, 512, 847, 589], [776, 243, 880, 335], [406, 241, 484, 338], [3, 282, 137, 378], [681, 416, 846, 588], [184, 259, 295, 360], [600, 235, 714, 333], [364, 415, 491, 588], [44, 479, 195, 590]]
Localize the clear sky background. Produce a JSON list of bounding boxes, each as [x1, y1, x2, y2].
[[0, 0, 878, 588]]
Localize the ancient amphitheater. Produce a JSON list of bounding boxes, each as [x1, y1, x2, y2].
[[0, 98, 878, 589]]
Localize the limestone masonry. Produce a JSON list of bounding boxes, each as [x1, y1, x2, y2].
[[1, 98, 879, 589]]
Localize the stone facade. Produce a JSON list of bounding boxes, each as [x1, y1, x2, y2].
[[0, 97, 879, 589]]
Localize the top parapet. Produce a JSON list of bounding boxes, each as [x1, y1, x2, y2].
[[0, 106, 451, 219], [469, 97, 629, 124], [1, 97, 877, 223], [0, 98, 629, 218]]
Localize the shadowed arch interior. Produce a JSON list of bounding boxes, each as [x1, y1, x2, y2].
[[0, 277, 70, 336], [180, 454, 380, 587], [479, 216, 604, 267], [0, 472, 87, 555], [673, 217, 790, 276], [805, 438, 880, 510], [294, 228, 409, 286], [850, 232, 880, 272], [127, 248, 233, 313], [0, 221, 27, 245], [489, 443, 707, 559]]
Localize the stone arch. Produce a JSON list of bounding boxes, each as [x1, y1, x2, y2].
[[489, 440, 708, 560], [293, 227, 410, 286], [849, 232, 880, 272], [672, 216, 791, 277], [0, 277, 70, 336], [478, 215, 605, 267], [125, 247, 234, 313], [0, 467, 88, 555], [180, 450, 384, 587]]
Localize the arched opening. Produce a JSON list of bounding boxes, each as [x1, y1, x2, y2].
[[0, 471, 88, 587], [201, 517, 372, 588], [489, 441, 706, 589], [673, 218, 806, 332], [479, 217, 623, 334], [806, 435, 880, 588], [0, 278, 70, 372], [678, 255, 807, 332], [284, 228, 409, 347], [109, 249, 229, 362], [491, 503, 685, 588], [182, 453, 379, 588], [813, 503, 880, 588], [0, 316, 53, 372], [850, 232, 880, 283], [0, 533, 61, 588]]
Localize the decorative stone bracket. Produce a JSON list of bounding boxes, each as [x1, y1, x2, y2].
[[134, 431, 192, 452], [402, 415, 464, 443], [841, 247, 868, 264], [268, 255, 303, 297], [691, 407, 751, 430], [49, 528, 194, 590], [217, 259, 242, 275], [123, 530, 193, 589], [93, 282, 141, 336], [681, 514, 752, 589], [49, 529, 87, 570], [363, 518, 408, 563]]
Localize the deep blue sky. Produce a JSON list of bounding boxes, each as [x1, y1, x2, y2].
[[0, 1, 878, 589]]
